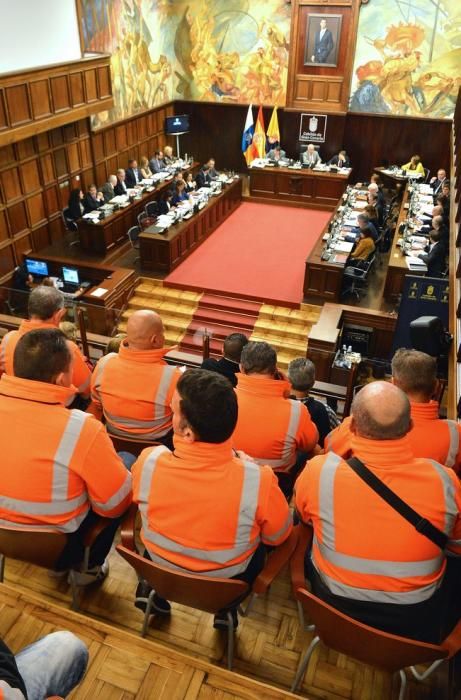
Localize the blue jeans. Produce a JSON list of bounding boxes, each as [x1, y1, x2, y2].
[[15, 631, 88, 700], [118, 451, 137, 471]]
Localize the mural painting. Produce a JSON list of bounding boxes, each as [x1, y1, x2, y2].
[[350, 0, 461, 118], [79, 0, 291, 128]]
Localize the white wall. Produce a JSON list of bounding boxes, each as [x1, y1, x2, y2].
[[0, 0, 82, 74]]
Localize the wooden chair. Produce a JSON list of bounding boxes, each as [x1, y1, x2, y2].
[[290, 524, 461, 699], [108, 434, 161, 458], [116, 505, 299, 670], [0, 518, 114, 611]]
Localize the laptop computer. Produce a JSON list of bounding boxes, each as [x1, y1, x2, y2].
[[61, 266, 80, 293]]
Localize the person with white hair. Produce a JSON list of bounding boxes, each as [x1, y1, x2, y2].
[[302, 143, 322, 167]]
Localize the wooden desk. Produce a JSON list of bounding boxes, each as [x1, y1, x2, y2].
[[383, 187, 426, 302], [249, 165, 351, 210], [78, 163, 199, 256], [303, 198, 346, 303], [139, 178, 242, 273], [26, 253, 136, 335]]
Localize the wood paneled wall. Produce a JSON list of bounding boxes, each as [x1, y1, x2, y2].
[[0, 104, 172, 284], [176, 101, 451, 183], [0, 55, 113, 148]]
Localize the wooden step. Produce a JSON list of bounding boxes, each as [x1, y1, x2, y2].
[[199, 293, 262, 316], [193, 307, 259, 331]]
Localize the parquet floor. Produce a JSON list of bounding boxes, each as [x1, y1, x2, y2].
[[1, 539, 449, 700], [0, 583, 297, 699]]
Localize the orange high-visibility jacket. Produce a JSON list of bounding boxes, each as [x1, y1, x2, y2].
[[295, 434, 461, 605], [132, 436, 293, 576], [325, 400, 461, 472], [233, 373, 318, 472], [0, 320, 91, 398], [91, 341, 180, 440], [0, 374, 132, 532]]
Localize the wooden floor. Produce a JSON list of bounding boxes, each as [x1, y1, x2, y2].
[[1, 539, 449, 700]]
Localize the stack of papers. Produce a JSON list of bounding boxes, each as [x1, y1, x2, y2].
[[82, 211, 100, 220], [406, 256, 427, 271], [332, 241, 354, 253], [110, 195, 129, 204]]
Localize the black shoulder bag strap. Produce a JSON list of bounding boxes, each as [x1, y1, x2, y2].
[[347, 457, 448, 551]]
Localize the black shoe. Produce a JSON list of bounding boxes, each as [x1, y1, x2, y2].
[[135, 581, 171, 616], [213, 608, 238, 631]]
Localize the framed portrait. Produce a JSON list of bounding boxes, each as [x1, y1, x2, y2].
[[304, 14, 342, 68]]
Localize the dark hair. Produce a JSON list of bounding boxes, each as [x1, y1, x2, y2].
[[223, 333, 248, 363], [288, 358, 315, 391], [13, 328, 71, 383], [28, 286, 64, 320], [240, 341, 277, 375], [202, 164, 210, 172], [154, 150, 161, 157], [128, 159, 136, 166], [68, 188, 82, 208], [177, 369, 237, 443]]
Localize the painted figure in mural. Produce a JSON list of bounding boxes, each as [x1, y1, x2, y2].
[[349, 61, 390, 114], [311, 19, 334, 63]]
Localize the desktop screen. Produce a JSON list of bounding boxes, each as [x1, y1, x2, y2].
[[62, 267, 80, 285], [25, 259, 48, 276]]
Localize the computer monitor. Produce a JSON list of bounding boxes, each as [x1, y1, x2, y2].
[[25, 259, 49, 277], [62, 266, 80, 286], [165, 114, 189, 135]]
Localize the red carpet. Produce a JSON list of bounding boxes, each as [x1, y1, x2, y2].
[[165, 202, 331, 305]]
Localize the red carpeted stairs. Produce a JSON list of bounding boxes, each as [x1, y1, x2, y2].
[[179, 292, 262, 356]]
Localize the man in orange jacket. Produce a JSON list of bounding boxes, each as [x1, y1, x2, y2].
[[89, 309, 180, 445], [325, 348, 461, 472], [0, 286, 91, 405], [0, 328, 132, 585], [296, 382, 461, 643], [132, 369, 292, 628], [232, 342, 319, 496]]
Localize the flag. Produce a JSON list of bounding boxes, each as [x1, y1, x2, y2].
[[266, 106, 280, 153], [253, 106, 266, 159], [241, 104, 255, 165]]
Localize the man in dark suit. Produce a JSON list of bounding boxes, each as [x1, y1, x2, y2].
[[312, 19, 334, 63], [206, 158, 219, 180], [125, 159, 142, 188], [196, 164, 212, 189], [149, 151, 166, 174], [328, 150, 351, 168], [114, 169, 128, 196], [201, 333, 248, 387], [430, 169, 447, 196], [83, 184, 104, 213], [100, 175, 117, 202], [418, 231, 447, 277]]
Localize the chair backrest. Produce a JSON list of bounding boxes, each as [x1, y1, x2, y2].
[[109, 434, 161, 457], [137, 212, 148, 227], [61, 208, 77, 232], [145, 201, 159, 217], [296, 587, 446, 673], [127, 226, 140, 247], [424, 167, 431, 183], [116, 544, 249, 614], [0, 524, 67, 570]]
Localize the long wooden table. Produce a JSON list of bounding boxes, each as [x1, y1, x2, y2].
[[249, 165, 351, 210], [78, 162, 199, 256], [139, 178, 242, 272], [25, 252, 136, 334]]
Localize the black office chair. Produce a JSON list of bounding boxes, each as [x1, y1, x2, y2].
[[145, 201, 159, 218], [137, 212, 148, 229], [424, 167, 431, 184], [127, 225, 141, 263], [61, 208, 79, 247], [341, 254, 375, 301]]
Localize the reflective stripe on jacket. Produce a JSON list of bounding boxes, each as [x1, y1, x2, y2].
[[295, 435, 461, 605], [132, 436, 292, 576], [91, 341, 180, 440]]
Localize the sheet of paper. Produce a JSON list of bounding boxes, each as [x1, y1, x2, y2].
[[90, 287, 108, 298]]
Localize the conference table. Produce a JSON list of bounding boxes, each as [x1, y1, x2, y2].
[[77, 162, 199, 256], [139, 177, 242, 272], [249, 164, 351, 211]]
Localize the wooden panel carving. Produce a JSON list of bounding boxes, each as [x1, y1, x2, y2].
[[20, 160, 41, 193], [26, 193, 46, 227], [7, 201, 28, 236], [286, 0, 364, 113], [1, 169, 22, 203], [0, 54, 113, 148]]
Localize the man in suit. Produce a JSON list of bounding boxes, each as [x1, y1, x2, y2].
[[267, 146, 287, 162], [201, 333, 249, 387], [206, 158, 219, 180], [149, 151, 166, 174], [302, 143, 322, 167], [114, 169, 128, 196], [83, 184, 104, 213], [311, 19, 334, 63], [125, 159, 142, 188], [100, 175, 117, 203], [418, 231, 447, 276], [196, 164, 212, 189], [328, 150, 351, 168], [430, 169, 447, 196]]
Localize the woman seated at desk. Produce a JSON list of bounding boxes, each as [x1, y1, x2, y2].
[[349, 228, 375, 262], [140, 156, 153, 180], [364, 204, 380, 233], [171, 180, 191, 207], [185, 172, 196, 193], [401, 154, 425, 175], [68, 188, 84, 220], [157, 190, 173, 215]]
